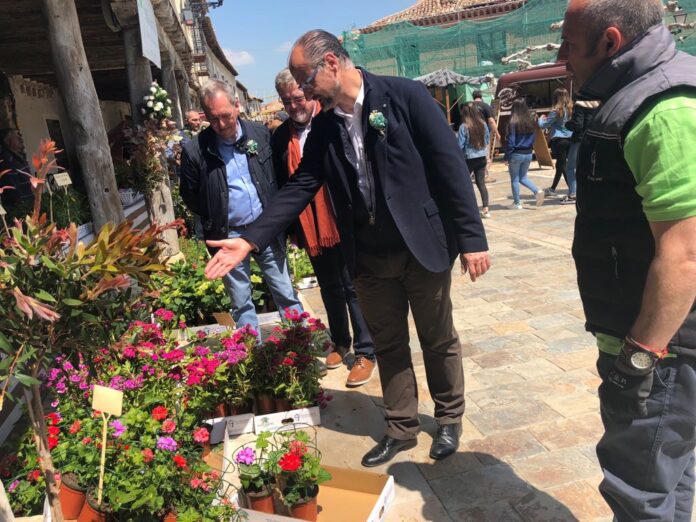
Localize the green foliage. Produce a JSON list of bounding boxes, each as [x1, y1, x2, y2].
[[40, 186, 92, 228], [1, 426, 47, 516], [151, 259, 231, 326], [286, 244, 315, 283], [171, 185, 196, 239]]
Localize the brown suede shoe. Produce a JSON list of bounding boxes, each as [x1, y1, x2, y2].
[[325, 348, 346, 369], [346, 356, 376, 387]]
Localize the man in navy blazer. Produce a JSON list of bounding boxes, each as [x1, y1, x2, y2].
[[205, 30, 491, 466]]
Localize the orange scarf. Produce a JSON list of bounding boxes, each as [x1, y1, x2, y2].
[[287, 113, 341, 257]]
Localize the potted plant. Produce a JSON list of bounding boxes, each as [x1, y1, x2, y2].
[[268, 429, 331, 521], [235, 432, 275, 514]]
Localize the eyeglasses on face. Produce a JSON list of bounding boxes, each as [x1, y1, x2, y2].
[[300, 61, 324, 92], [281, 95, 307, 107]]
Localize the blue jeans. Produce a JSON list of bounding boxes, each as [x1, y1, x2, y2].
[[222, 229, 302, 332], [508, 153, 538, 204], [596, 352, 696, 521], [565, 142, 579, 196]]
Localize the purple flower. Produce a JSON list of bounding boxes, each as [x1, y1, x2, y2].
[[69, 374, 82, 383], [110, 420, 126, 438], [55, 381, 67, 394], [8, 480, 19, 492], [123, 346, 136, 358], [156, 436, 177, 452], [194, 346, 210, 357], [51, 400, 59, 408], [79, 381, 90, 390], [235, 447, 256, 465]]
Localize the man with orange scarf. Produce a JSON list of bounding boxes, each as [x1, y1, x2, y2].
[[271, 68, 376, 387]]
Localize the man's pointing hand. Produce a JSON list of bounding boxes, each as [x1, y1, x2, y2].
[[204, 238, 255, 279]]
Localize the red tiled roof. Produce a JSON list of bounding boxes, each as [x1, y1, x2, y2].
[[363, 0, 520, 32]]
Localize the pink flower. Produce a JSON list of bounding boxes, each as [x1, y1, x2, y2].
[[123, 346, 136, 358], [154, 308, 175, 321], [190, 477, 203, 489], [162, 419, 176, 433], [194, 346, 210, 356], [192, 427, 210, 444]]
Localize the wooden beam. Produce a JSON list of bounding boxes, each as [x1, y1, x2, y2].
[[42, 0, 124, 231]]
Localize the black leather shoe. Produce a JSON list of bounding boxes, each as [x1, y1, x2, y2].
[[429, 424, 461, 460], [361, 436, 418, 467]]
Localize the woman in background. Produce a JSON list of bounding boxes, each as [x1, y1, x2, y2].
[[538, 87, 573, 196], [458, 103, 491, 218], [506, 99, 544, 209]]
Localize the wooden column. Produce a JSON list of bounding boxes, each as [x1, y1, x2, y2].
[[123, 25, 153, 125], [162, 59, 183, 128], [41, 0, 124, 231], [122, 24, 179, 256]]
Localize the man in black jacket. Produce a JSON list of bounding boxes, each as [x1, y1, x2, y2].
[[180, 80, 302, 333], [205, 30, 490, 466]]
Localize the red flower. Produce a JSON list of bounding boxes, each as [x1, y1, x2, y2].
[[48, 436, 59, 450], [278, 452, 302, 472], [151, 406, 168, 421], [162, 420, 177, 433], [81, 437, 92, 444], [173, 455, 187, 468], [281, 357, 294, 366], [193, 427, 210, 444], [46, 412, 60, 425], [27, 469, 41, 482], [142, 448, 154, 463], [48, 426, 60, 436], [69, 420, 81, 434]]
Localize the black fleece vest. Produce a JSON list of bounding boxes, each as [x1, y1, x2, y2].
[[572, 24, 696, 355]]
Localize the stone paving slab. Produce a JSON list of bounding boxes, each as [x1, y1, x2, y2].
[[296, 163, 681, 521]]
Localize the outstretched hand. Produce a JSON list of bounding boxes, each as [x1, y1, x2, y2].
[[204, 238, 254, 279], [460, 251, 491, 282]]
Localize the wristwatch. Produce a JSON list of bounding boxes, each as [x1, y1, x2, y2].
[[619, 336, 669, 375]]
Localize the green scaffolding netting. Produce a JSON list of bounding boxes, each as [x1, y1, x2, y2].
[[342, 0, 696, 79]]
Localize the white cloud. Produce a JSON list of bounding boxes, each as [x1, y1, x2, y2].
[[275, 41, 293, 53], [223, 49, 255, 66]]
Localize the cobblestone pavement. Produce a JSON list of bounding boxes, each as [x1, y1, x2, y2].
[[301, 161, 616, 521]]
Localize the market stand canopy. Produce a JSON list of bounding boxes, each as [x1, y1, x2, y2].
[[414, 68, 485, 88], [415, 67, 491, 124]]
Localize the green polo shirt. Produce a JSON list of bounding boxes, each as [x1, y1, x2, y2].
[[596, 92, 696, 355]]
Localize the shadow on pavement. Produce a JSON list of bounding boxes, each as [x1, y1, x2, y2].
[[388, 452, 579, 522]]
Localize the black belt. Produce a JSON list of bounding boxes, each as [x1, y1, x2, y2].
[[229, 223, 251, 231], [513, 148, 533, 154]]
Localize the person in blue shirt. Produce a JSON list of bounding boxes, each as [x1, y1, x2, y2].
[[505, 99, 545, 209], [180, 80, 303, 332], [458, 103, 491, 218], [538, 88, 573, 196]]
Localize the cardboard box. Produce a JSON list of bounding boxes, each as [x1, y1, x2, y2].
[[253, 406, 321, 435], [233, 466, 395, 522]]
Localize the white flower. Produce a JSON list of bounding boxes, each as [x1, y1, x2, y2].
[[161, 89, 167, 96], [143, 95, 150, 101], [155, 102, 164, 111], [150, 86, 157, 94], [148, 95, 155, 101], [147, 101, 154, 108], [166, 99, 172, 104]]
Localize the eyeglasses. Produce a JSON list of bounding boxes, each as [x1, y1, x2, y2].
[[281, 95, 307, 107], [300, 62, 324, 92]]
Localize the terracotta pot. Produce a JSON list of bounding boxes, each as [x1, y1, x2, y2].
[[228, 401, 252, 415], [213, 402, 229, 417], [163, 511, 177, 521], [245, 488, 275, 514], [289, 495, 318, 521], [255, 394, 275, 415], [274, 397, 291, 412], [77, 495, 108, 522], [59, 477, 87, 518]]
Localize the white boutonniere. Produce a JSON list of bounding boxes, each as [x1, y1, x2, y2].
[[244, 139, 258, 156], [368, 110, 388, 137]]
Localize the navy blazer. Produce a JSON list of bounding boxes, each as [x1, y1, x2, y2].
[[241, 69, 488, 274]]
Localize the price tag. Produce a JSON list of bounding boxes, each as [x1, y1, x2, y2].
[[92, 385, 123, 417], [50, 172, 72, 189]]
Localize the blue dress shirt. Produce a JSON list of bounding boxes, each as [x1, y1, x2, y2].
[[217, 128, 263, 227]]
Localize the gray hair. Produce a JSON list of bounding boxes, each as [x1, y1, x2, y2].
[[275, 68, 297, 93], [578, 0, 663, 47], [199, 79, 237, 109], [293, 29, 352, 68]]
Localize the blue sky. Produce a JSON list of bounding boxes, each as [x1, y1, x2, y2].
[[209, 0, 414, 102]]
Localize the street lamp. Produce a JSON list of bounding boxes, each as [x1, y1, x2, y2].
[[673, 9, 689, 25]]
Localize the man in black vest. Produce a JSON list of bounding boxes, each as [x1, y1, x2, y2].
[[561, 0, 696, 519], [205, 30, 490, 467]]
